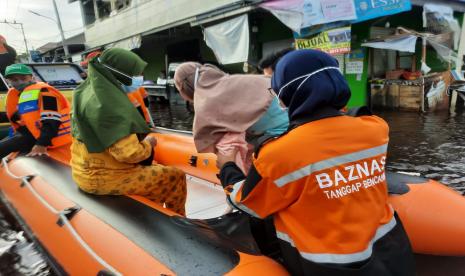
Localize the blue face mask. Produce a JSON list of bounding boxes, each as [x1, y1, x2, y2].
[[122, 76, 144, 93]]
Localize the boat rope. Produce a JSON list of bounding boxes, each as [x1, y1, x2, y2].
[[1, 157, 122, 276]]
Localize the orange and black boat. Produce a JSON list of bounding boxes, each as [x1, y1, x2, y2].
[[0, 127, 464, 275]]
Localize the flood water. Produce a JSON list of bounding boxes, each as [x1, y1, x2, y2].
[[378, 110, 465, 194], [151, 101, 465, 191], [1, 100, 464, 274]]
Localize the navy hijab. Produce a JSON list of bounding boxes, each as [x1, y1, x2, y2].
[[271, 49, 351, 125]]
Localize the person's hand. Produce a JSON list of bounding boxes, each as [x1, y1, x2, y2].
[[26, 145, 48, 157], [216, 149, 238, 169], [144, 135, 157, 148]]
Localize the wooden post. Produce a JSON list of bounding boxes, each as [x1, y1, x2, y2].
[[92, 0, 100, 20], [451, 13, 465, 113], [369, 48, 374, 109], [420, 37, 426, 112]]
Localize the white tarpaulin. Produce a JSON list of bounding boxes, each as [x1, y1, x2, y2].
[[204, 15, 249, 64], [260, 0, 304, 33], [423, 3, 461, 50], [260, 0, 356, 33], [362, 35, 418, 53], [427, 38, 458, 63]]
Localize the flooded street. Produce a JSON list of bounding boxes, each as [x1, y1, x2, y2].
[[0, 207, 51, 276], [0, 102, 464, 274], [152, 101, 465, 191], [378, 110, 465, 193]]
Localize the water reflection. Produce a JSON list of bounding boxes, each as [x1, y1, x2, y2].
[[0, 208, 51, 275], [377, 111, 465, 193], [149, 100, 194, 131]]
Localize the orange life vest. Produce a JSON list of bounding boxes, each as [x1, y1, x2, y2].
[[230, 115, 394, 265], [6, 82, 71, 148], [127, 87, 151, 125]]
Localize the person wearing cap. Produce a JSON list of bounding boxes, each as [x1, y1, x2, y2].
[[1, 63, 71, 159], [216, 50, 415, 276]]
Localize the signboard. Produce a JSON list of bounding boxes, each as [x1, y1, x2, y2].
[[346, 61, 364, 74], [295, 26, 351, 55], [345, 50, 365, 74], [321, 0, 357, 21], [302, 0, 356, 27], [353, 0, 412, 23]]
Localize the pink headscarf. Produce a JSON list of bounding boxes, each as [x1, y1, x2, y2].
[[0, 35, 8, 54], [174, 62, 274, 153]]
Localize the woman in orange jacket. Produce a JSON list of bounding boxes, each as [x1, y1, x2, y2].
[[217, 50, 415, 276]]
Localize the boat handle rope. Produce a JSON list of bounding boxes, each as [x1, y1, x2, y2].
[[1, 157, 122, 276]]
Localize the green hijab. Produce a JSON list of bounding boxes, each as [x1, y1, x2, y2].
[[72, 48, 150, 153]]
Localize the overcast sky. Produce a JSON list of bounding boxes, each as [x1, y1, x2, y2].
[[1, 0, 83, 53]]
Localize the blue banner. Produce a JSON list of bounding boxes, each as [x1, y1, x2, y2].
[[353, 0, 412, 23]]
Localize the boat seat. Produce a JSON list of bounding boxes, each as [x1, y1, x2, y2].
[[11, 155, 260, 275]]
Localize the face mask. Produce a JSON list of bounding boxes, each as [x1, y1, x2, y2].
[[121, 76, 144, 93], [268, 88, 288, 112], [10, 81, 35, 92], [276, 66, 341, 99]]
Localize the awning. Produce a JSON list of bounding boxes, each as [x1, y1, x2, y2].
[[259, 0, 303, 33], [362, 29, 458, 62], [204, 14, 249, 64], [362, 34, 418, 53]]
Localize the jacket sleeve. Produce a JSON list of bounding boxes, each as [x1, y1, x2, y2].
[[108, 134, 153, 163], [36, 92, 61, 146], [219, 160, 299, 219]]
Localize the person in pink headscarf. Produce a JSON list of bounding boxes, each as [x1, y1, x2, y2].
[[0, 35, 17, 75], [174, 62, 289, 173]]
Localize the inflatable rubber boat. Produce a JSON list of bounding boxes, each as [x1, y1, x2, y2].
[[0, 127, 464, 275]]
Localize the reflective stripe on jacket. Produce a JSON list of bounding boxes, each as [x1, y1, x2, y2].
[[6, 82, 71, 148]]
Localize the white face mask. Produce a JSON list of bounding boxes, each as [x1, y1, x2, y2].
[[276, 66, 341, 99]]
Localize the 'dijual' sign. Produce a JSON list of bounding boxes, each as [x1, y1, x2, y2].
[[295, 26, 351, 56], [296, 32, 330, 49]]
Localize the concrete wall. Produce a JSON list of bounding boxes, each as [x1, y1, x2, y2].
[[84, 0, 243, 48]]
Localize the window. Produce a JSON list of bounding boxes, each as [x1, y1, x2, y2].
[[116, 0, 131, 11], [82, 0, 96, 26], [96, 0, 111, 19]]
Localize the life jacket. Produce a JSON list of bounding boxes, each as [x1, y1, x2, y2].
[[127, 87, 151, 125], [6, 82, 71, 148], [231, 115, 394, 265]]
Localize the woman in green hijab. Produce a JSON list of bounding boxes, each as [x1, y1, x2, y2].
[[71, 48, 187, 216]]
